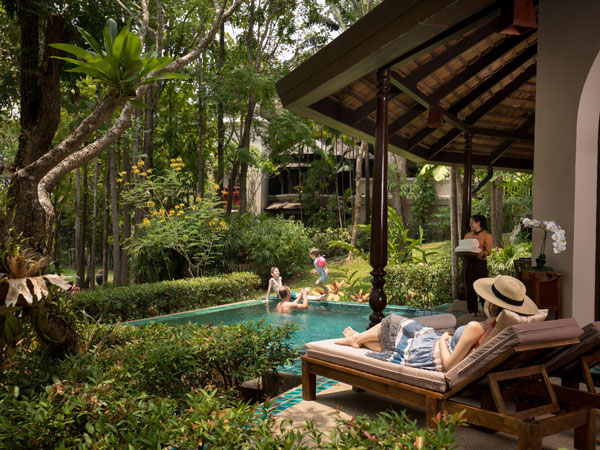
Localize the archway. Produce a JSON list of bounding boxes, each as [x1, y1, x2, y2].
[[575, 48, 600, 321]]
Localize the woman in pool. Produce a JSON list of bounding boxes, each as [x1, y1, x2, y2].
[[335, 275, 538, 372]]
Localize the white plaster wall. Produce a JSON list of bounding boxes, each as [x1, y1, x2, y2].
[[534, 0, 600, 321]]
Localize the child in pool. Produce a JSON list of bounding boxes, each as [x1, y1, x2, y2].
[[310, 248, 329, 296], [335, 275, 539, 371], [265, 266, 283, 300]]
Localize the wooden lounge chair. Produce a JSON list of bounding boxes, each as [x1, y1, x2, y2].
[[302, 318, 596, 450], [529, 321, 600, 410]]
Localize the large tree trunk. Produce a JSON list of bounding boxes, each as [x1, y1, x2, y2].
[[196, 57, 206, 197], [490, 174, 503, 248], [52, 209, 61, 275], [5, 11, 65, 254], [237, 1, 258, 215], [216, 23, 225, 189], [102, 160, 110, 286], [239, 163, 249, 214], [121, 137, 131, 285], [82, 164, 89, 288], [455, 169, 463, 235], [450, 165, 459, 299], [388, 152, 407, 225], [143, 88, 155, 170], [75, 168, 85, 288], [88, 158, 99, 291], [109, 146, 122, 287], [226, 162, 240, 216], [132, 108, 143, 233], [349, 140, 366, 258]]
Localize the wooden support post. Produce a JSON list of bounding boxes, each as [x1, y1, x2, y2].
[[461, 133, 473, 237], [425, 396, 440, 428], [302, 359, 316, 400], [518, 419, 542, 450], [574, 408, 596, 450], [369, 67, 390, 328]]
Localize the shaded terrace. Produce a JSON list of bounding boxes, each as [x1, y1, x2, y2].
[[276, 0, 538, 323]]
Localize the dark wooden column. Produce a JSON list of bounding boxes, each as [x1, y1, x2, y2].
[[368, 67, 390, 328], [461, 132, 473, 237]]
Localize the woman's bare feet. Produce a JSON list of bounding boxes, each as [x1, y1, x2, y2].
[[334, 335, 361, 348], [343, 326, 358, 338]]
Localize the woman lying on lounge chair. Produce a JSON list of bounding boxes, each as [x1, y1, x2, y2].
[[335, 275, 539, 372]]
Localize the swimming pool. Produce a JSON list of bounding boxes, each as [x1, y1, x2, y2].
[[132, 299, 447, 348]]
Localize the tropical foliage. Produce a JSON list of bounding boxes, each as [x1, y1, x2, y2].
[[51, 19, 187, 96], [386, 260, 452, 308], [125, 160, 227, 277]]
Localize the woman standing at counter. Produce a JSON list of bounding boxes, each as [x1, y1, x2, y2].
[[463, 214, 492, 316]]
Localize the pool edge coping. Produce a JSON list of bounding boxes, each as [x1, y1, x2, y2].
[[126, 297, 455, 325]]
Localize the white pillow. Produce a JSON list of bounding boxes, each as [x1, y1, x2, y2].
[[479, 308, 549, 347]]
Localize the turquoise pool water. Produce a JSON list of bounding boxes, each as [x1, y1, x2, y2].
[[133, 300, 445, 348]]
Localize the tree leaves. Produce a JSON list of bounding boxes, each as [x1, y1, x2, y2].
[[49, 19, 183, 96]]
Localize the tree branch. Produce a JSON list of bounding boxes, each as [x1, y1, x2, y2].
[[31, 0, 243, 234], [38, 102, 135, 227], [21, 92, 125, 181]]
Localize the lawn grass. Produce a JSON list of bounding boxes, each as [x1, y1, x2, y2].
[[55, 266, 115, 288], [422, 239, 451, 263], [285, 238, 452, 295], [286, 256, 372, 294]]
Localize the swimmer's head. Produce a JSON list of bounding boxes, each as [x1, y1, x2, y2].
[[278, 286, 290, 300]]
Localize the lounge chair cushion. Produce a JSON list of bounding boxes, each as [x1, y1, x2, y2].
[[305, 339, 448, 392], [445, 318, 582, 388], [545, 321, 600, 373], [304, 319, 582, 394], [412, 313, 456, 331], [478, 308, 548, 347]]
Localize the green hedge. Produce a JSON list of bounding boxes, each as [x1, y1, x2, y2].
[[386, 261, 452, 308], [72, 272, 260, 322]]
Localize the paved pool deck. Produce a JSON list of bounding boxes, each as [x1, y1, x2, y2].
[[275, 381, 600, 449]]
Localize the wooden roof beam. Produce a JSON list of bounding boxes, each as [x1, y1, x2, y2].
[[388, 105, 426, 136], [430, 33, 536, 103], [471, 127, 534, 141], [390, 71, 471, 133], [385, 3, 503, 72], [463, 63, 537, 124], [310, 97, 411, 149], [416, 61, 537, 156], [447, 43, 537, 114], [426, 64, 537, 159], [349, 4, 507, 126], [352, 85, 403, 124], [404, 16, 505, 85], [433, 151, 533, 170], [487, 116, 536, 164]]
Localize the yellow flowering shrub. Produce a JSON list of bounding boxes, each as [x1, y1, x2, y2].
[[124, 163, 228, 277]]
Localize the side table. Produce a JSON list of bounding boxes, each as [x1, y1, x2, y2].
[[518, 269, 565, 319]]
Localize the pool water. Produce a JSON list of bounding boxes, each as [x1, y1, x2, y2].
[[133, 300, 444, 348]]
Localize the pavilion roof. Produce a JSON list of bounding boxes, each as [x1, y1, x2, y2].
[[276, 0, 536, 171]]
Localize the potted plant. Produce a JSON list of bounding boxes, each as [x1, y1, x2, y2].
[[510, 219, 566, 270]]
